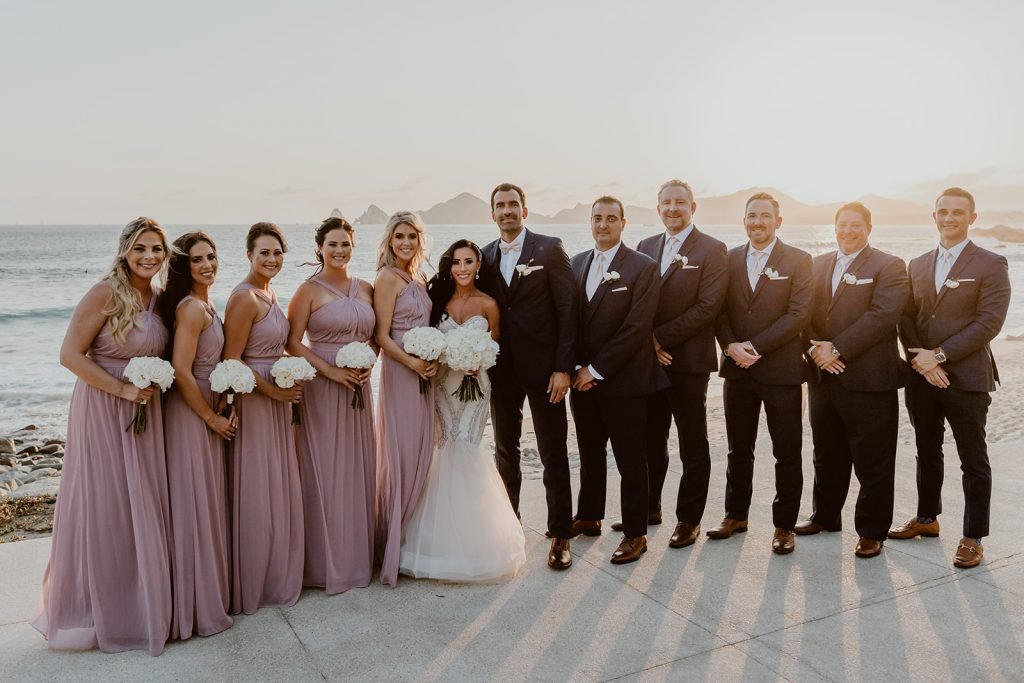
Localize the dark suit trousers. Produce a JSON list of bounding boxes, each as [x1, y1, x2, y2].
[[491, 380, 573, 539], [570, 391, 650, 538], [808, 377, 897, 541], [722, 379, 803, 529], [905, 381, 992, 538], [647, 373, 712, 525]]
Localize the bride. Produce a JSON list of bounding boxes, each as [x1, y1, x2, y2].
[[399, 239, 527, 581]]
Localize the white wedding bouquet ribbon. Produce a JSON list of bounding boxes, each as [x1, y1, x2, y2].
[[123, 356, 175, 434], [271, 356, 317, 424], [402, 326, 447, 394], [335, 341, 376, 410], [440, 327, 500, 402]]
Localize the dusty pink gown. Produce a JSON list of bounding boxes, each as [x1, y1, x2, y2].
[[296, 276, 377, 594], [164, 296, 232, 639], [376, 271, 436, 587], [33, 294, 172, 656], [228, 284, 303, 614]]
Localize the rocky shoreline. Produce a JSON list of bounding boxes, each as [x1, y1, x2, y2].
[[0, 426, 62, 542]]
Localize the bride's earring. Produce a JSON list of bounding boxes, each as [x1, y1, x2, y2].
[[475, 270, 480, 280]]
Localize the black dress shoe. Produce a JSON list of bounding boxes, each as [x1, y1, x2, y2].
[[571, 517, 601, 537], [611, 511, 662, 532], [668, 522, 700, 549], [610, 535, 647, 564], [548, 538, 572, 569]]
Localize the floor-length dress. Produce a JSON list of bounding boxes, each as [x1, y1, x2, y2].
[[164, 296, 232, 639], [33, 295, 172, 656], [376, 272, 435, 586], [229, 284, 304, 614], [296, 276, 377, 594], [400, 315, 526, 581]]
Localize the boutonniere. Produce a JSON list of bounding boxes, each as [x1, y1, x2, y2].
[[842, 273, 858, 286], [515, 259, 544, 277], [601, 270, 621, 284], [673, 254, 699, 270]]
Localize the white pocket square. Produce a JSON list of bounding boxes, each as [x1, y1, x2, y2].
[[958, 278, 976, 282], [855, 278, 874, 285], [611, 286, 628, 292], [681, 264, 700, 270], [768, 276, 790, 281]]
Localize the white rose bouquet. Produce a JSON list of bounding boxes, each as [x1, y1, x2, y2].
[[271, 356, 317, 424], [122, 356, 175, 434], [440, 327, 500, 402], [402, 326, 447, 394], [209, 359, 256, 418], [335, 341, 377, 410]]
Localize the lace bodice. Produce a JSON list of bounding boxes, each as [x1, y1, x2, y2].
[[435, 315, 491, 447]]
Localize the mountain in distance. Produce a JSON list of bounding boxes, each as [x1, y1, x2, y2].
[[349, 189, 1024, 226]]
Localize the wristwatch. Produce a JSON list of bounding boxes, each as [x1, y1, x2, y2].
[[934, 349, 947, 364], [830, 344, 841, 358]]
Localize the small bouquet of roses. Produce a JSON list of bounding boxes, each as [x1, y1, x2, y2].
[[271, 356, 317, 424], [402, 326, 446, 394], [441, 327, 499, 402], [209, 359, 256, 416], [335, 341, 377, 410], [122, 356, 175, 434]]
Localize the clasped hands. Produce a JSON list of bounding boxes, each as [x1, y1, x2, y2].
[[726, 341, 760, 369], [808, 340, 845, 375], [908, 347, 950, 389]]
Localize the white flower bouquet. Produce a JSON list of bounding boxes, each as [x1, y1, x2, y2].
[[271, 356, 317, 424], [403, 326, 447, 394], [440, 327, 500, 402], [336, 341, 377, 410], [209, 359, 256, 420], [123, 356, 175, 434]]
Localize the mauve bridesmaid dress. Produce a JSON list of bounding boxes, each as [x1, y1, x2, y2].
[[376, 271, 435, 587], [33, 294, 173, 656], [228, 283, 303, 614], [164, 296, 232, 639], [296, 276, 376, 594]]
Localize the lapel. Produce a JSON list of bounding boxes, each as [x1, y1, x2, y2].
[[661, 227, 700, 286], [750, 239, 785, 305], [484, 240, 510, 304], [585, 245, 627, 325], [933, 242, 977, 311], [827, 247, 872, 313], [507, 229, 536, 301]]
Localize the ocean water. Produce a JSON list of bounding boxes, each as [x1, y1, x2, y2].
[[1, 222, 1020, 437]]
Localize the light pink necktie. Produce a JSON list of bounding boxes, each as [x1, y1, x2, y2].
[[586, 252, 606, 300]]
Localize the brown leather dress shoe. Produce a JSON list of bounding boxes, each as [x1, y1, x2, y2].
[[887, 517, 940, 539], [794, 520, 841, 536], [547, 538, 572, 570], [854, 537, 884, 558], [611, 511, 662, 532], [668, 522, 700, 549], [953, 537, 984, 568], [571, 517, 602, 537], [706, 517, 748, 540], [610, 535, 647, 564], [771, 528, 795, 554]]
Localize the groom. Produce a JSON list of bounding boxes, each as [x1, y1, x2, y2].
[[482, 182, 577, 570]]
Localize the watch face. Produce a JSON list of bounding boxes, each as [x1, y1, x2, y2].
[[935, 352, 946, 363]]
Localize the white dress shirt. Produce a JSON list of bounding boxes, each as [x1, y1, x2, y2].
[[746, 238, 777, 290], [831, 245, 866, 295], [583, 240, 623, 380], [499, 229, 526, 285], [660, 223, 695, 275], [935, 238, 971, 294]]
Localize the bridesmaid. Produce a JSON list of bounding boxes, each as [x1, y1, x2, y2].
[[156, 231, 234, 639], [373, 211, 438, 587], [287, 217, 377, 594], [223, 222, 304, 614], [33, 217, 173, 655]]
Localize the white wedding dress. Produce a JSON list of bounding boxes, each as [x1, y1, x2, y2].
[[399, 315, 527, 582]]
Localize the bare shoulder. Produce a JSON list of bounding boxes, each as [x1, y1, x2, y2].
[[78, 281, 115, 312]]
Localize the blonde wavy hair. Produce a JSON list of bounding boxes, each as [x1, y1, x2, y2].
[[102, 217, 169, 345], [376, 211, 431, 282]]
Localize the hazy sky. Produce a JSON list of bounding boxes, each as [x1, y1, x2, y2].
[[3, 0, 1024, 223]]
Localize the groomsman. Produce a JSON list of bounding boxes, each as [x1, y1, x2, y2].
[[795, 202, 908, 559], [569, 196, 668, 564], [620, 180, 728, 550], [482, 182, 578, 570], [891, 187, 1011, 569], [711, 192, 812, 554]]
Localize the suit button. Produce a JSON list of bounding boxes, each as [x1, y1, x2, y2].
[[931, 314, 935, 319]]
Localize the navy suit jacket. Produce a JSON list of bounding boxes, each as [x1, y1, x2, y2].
[[898, 241, 1010, 392], [570, 244, 669, 398], [636, 227, 729, 377], [716, 238, 813, 385], [805, 246, 909, 392], [482, 229, 578, 388]]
